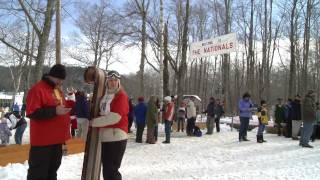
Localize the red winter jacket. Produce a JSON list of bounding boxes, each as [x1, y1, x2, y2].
[[103, 89, 129, 132], [164, 102, 174, 121], [26, 76, 71, 146]]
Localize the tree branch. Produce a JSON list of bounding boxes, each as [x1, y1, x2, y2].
[[0, 37, 37, 59], [18, 0, 41, 37]]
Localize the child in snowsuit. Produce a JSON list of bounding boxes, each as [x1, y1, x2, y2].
[[257, 100, 268, 143], [0, 118, 12, 145]]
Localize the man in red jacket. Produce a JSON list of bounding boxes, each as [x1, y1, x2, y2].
[[26, 64, 72, 180]]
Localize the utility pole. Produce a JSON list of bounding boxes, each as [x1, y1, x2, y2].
[[56, 0, 61, 64]]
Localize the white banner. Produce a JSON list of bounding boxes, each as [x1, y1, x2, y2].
[[190, 33, 237, 59]]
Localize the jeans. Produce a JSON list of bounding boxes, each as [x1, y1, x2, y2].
[[15, 123, 27, 145], [164, 120, 172, 142], [177, 117, 185, 132], [257, 124, 265, 136], [300, 122, 314, 145], [239, 117, 250, 140]]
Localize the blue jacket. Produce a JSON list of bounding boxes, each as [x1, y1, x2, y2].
[[75, 95, 89, 119], [134, 102, 147, 124], [238, 99, 253, 118]]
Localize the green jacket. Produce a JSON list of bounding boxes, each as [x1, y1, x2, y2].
[[146, 99, 157, 129], [274, 104, 284, 124]]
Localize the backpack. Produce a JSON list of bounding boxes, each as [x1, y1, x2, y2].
[[193, 126, 202, 137]]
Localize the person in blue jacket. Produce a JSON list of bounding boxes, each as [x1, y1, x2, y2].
[[134, 96, 147, 143], [238, 92, 254, 142]]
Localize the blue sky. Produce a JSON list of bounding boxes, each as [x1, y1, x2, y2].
[[61, 0, 125, 36]]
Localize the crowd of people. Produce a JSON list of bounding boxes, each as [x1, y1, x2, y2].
[[238, 91, 320, 148]]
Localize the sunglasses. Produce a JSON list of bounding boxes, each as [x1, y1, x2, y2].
[[107, 70, 121, 79]]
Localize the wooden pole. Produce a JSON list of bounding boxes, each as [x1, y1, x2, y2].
[[56, 0, 61, 64]]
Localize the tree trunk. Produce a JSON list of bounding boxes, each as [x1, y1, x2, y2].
[[247, 0, 254, 95], [34, 0, 56, 82], [163, 23, 170, 96], [301, 0, 313, 94], [177, 0, 189, 109], [288, 0, 298, 98], [223, 0, 231, 113], [139, 8, 147, 96]]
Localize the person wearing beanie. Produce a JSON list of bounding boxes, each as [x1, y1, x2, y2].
[[91, 70, 129, 179], [26, 64, 72, 180], [238, 92, 253, 141], [134, 96, 147, 143], [257, 100, 268, 143], [163, 96, 174, 143]]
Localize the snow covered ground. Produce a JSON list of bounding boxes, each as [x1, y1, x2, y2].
[[1, 123, 320, 180]]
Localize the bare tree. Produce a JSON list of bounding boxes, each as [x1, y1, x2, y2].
[[301, 0, 315, 94], [69, 0, 123, 69], [176, 0, 189, 107]]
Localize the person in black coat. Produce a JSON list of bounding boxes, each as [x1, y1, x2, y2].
[[214, 99, 224, 132], [283, 99, 293, 138], [205, 97, 215, 134], [128, 98, 134, 133]]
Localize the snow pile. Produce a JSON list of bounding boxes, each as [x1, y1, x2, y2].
[[1, 124, 320, 180]]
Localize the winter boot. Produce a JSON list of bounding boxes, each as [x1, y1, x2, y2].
[[243, 136, 250, 141], [262, 135, 267, 142], [257, 135, 263, 143]]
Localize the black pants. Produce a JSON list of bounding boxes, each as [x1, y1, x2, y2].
[[27, 144, 62, 180], [128, 116, 133, 132], [311, 124, 320, 141], [215, 117, 220, 132], [71, 128, 76, 137], [154, 125, 158, 141], [285, 121, 292, 137], [101, 140, 127, 180], [186, 117, 196, 136], [136, 123, 145, 143], [275, 122, 282, 136], [239, 117, 250, 140]]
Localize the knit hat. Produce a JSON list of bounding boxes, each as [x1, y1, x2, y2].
[[137, 96, 144, 102], [164, 96, 171, 102], [49, 64, 66, 80]]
